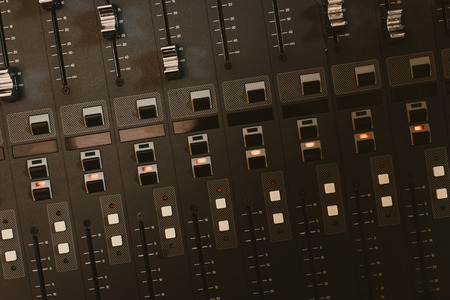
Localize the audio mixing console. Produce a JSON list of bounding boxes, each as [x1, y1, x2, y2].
[[0, 0, 449, 299]]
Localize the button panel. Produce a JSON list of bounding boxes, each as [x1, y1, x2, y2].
[[261, 172, 292, 242], [316, 164, 346, 235], [46, 202, 78, 271], [0, 210, 25, 279], [370, 155, 401, 226], [154, 187, 184, 257], [100, 195, 131, 264], [207, 179, 238, 250], [425, 147, 450, 219]]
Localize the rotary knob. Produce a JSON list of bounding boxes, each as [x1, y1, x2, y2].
[[0, 68, 18, 101], [97, 4, 119, 39]]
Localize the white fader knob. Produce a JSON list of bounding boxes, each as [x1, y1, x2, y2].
[[0, 68, 17, 101], [39, 0, 56, 9], [97, 4, 119, 39], [386, 9, 405, 40], [161, 45, 181, 79], [327, 0, 347, 29]]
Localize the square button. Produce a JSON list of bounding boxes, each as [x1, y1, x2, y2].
[[1, 228, 13, 240], [218, 220, 230, 232], [269, 190, 281, 202], [378, 174, 390, 185], [58, 243, 70, 254], [111, 235, 123, 247], [273, 213, 284, 224], [4, 250, 17, 262], [215, 198, 227, 209], [165, 228, 176, 239], [161, 206, 173, 217], [381, 196, 393, 207], [327, 205, 339, 216], [107, 213, 119, 225], [324, 183, 335, 194], [436, 188, 448, 200], [54, 221, 67, 233], [433, 166, 445, 177]]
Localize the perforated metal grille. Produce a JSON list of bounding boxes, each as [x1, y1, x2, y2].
[[99, 195, 131, 264], [261, 171, 292, 242], [168, 84, 217, 120], [153, 187, 184, 257], [206, 179, 238, 250], [277, 67, 327, 103], [370, 155, 401, 227], [222, 75, 272, 111], [331, 59, 382, 95], [113, 92, 163, 128], [386, 51, 436, 87], [60, 100, 110, 136], [46, 202, 78, 272], [7, 108, 56, 144], [0, 210, 25, 279], [441, 48, 450, 79]]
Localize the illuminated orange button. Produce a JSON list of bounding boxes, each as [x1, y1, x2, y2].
[[414, 125, 425, 132], [359, 133, 370, 139], [250, 150, 262, 156], [142, 166, 153, 172], [305, 142, 316, 148], [196, 158, 207, 164], [88, 173, 100, 180], [35, 181, 46, 187]]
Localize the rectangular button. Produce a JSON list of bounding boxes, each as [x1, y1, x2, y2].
[[273, 213, 284, 224], [381, 196, 393, 207], [327, 205, 339, 216], [215, 198, 226, 209], [269, 190, 281, 202], [436, 188, 448, 200], [245, 81, 266, 103], [29, 114, 51, 135], [324, 183, 336, 194], [1, 228, 13, 240], [433, 166, 445, 177], [83, 106, 104, 127], [58, 243, 70, 254], [378, 174, 390, 185], [218, 220, 230, 232], [54, 221, 66, 233], [4, 250, 17, 262], [107, 213, 119, 225]]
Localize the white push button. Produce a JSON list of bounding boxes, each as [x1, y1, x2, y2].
[[215, 198, 227, 209], [1, 228, 13, 240], [381, 196, 393, 207], [378, 174, 390, 185], [54, 221, 67, 233], [165, 228, 176, 239], [58, 243, 70, 254], [4, 250, 17, 262], [111, 235, 123, 247], [327, 205, 339, 216], [218, 220, 230, 232], [273, 213, 284, 224], [436, 188, 448, 200], [161, 206, 173, 217], [324, 183, 335, 194], [269, 190, 281, 202], [433, 166, 445, 177], [107, 213, 119, 225]]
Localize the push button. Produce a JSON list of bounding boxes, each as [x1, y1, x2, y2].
[[243, 126, 264, 147], [1, 228, 13, 240], [81, 150, 102, 171], [352, 110, 372, 131], [107, 213, 119, 225], [436, 188, 448, 200], [410, 124, 431, 145], [190, 90, 212, 111], [164, 228, 176, 239], [327, 205, 339, 216], [269, 190, 281, 202], [31, 180, 52, 201], [246, 149, 267, 170], [192, 157, 213, 178], [29, 114, 51, 135], [4, 250, 17, 262], [272, 213, 284, 224], [407, 102, 427, 123], [58, 243, 70, 254], [134, 142, 155, 163], [324, 183, 336, 194], [84, 173, 106, 193], [381, 196, 393, 207], [355, 132, 376, 153], [300, 73, 322, 95], [83, 106, 104, 127], [355, 65, 376, 87], [433, 166, 445, 177], [218, 220, 230, 232], [188, 134, 209, 156], [378, 174, 390, 185], [137, 98, 158, 119], [161, 206, 173, 217], [27, 158, 49, 179], [54, 221, 66, 233], [111, 235, 123, 247], [215, 198, 226, 209], [410, 57, 431, 79], [245, 81, 266, 103], [301, 141, 322, 162], [138, 165, 159, 185]]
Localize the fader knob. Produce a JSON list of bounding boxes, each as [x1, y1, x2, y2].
[[326, 0, 347, 30], [161, 45, 181, 79], [0, 68, 18, 101], [39, 0, 56, 9], [386, 9, 405, 40], [97, 4, 119, 39]]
